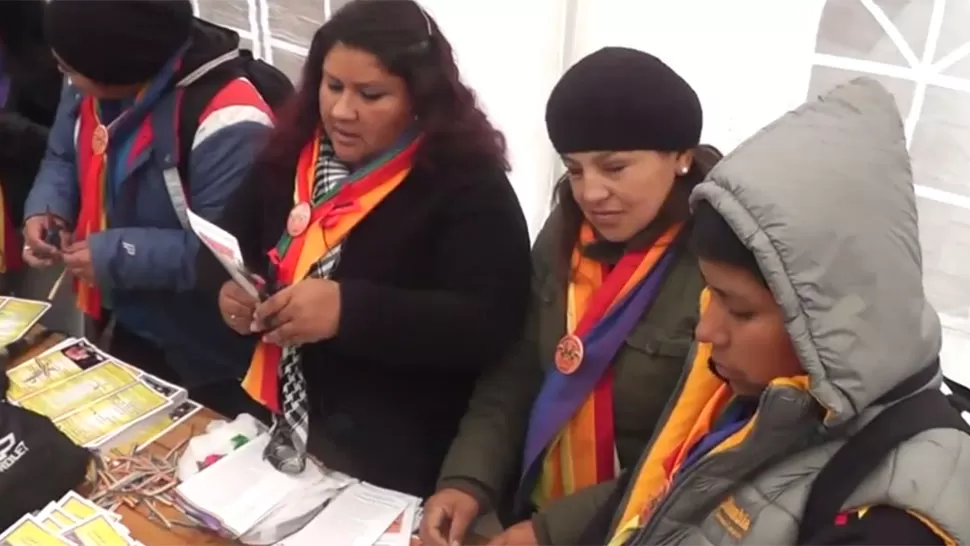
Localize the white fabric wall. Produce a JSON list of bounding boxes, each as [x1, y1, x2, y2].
[[423, 0, 827, 236]]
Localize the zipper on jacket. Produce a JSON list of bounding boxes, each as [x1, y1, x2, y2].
[[609, 353, 694, 534], [625, 454, 721, 545]]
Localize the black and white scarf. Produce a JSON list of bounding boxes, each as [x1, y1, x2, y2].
[[264, 139, 350, 474]]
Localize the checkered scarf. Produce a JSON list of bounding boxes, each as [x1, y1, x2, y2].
[[264, 139, 350, 474]]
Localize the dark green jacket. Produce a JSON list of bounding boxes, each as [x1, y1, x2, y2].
[[436, 208, 704, 544]]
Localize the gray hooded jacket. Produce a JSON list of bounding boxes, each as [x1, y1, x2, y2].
[[615, 77, 970, 545]]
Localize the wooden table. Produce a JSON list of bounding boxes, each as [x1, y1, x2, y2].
[[11, 331, 479, 546], [10, 331, 233, 545]]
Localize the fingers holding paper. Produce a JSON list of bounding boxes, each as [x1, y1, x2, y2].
[[219, 280, 259, 335], [62, 240, 95, 284], [420, 488, 481, 546], [22, 214, 69, 267], [253, 278, 341, 346]]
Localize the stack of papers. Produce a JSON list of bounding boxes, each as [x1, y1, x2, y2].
[[5, 338, 199, 452], [5, 338, 96, 402], [0, 296, 49, 348], [174, 433, 355, 542], [275, 483, 420, 546], [0, 491, 144, 546]]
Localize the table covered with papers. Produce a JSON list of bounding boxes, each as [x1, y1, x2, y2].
[[1, 328, 430, 546]]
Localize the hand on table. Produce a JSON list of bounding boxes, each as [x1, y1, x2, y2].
[[420, 488, 481, 546], [22, 214, 69, 267], [252, 278, 340, 346], [62, 240, 95, 284], [485, 521, 538, 546], [219, 280, 259, 335]]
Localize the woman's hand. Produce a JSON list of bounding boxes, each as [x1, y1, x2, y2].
[[22, 214, 67, 267], [420, 488, 482, 546], [252, 278, 341, 346], [486, 521, 539, 546], [62, 240, 95, 284], [219, 280, 259, 335]]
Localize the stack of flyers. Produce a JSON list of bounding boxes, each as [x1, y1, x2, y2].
[[0, 491, 140, 546], [5, 337, 100, 403], [0, 296, 50, 348], [0, 514, 73, 545]]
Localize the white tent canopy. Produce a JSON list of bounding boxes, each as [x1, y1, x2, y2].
[[196, 0, 970, 385]]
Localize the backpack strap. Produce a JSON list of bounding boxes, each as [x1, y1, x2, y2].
[[796, 364, 970, 544], [943, 376, 970, 414], [159, 50, 242, 229]]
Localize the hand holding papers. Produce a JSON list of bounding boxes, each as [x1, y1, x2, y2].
[[186, 210, 265, 301]]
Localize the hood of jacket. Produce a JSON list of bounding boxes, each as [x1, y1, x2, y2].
[[690, 77, 940, 425]]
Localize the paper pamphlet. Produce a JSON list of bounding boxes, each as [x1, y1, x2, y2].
[[186, 209, 260, 299], [56, 492, 121, 524], [375, 501, 418, 546], [58, 515, 130, 546], [54, 381, 170, 446], [176, 434, 328, 537], [274, 482, 410, 546], [35, 503, 77, 534], [0, 297, 50, 348], [6, 338, 105, 402], [20, 361, 140, 420], [0, 514, 74, 546], [112, 400, 202, 453]]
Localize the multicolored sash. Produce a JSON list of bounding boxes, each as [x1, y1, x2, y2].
[[519, 224, 681, 508], [242, 129, 419, 471], [607, 289, 728, 546]]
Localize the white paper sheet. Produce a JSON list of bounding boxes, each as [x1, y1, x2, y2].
[[186, 209, 261, 299], [176, 434, 326, 536], [374, 500, 418, 546], [274, 483, 410, 546]]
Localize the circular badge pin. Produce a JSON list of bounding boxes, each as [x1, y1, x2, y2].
[[554, 334, 584, 375], [287, 202, 312, 237], [91, 124, 109, 156]]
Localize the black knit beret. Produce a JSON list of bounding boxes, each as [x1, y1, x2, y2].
[[45, 0, 194, 86], [546, 47, 703, 154]]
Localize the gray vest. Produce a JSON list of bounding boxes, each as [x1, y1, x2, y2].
[[619, 384, 970, 545]]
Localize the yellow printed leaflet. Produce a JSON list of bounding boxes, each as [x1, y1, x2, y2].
[[54, 381, 168, 446], [0, 517, 73, 546], [60, 498, 97, 521], [0, 298, 48, 346], [63, 516, 129, 546], [6, 354, 83, 402], [20, 361, 138, 420]]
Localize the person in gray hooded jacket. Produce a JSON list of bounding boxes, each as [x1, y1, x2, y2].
[[590, 77, 970, 546]]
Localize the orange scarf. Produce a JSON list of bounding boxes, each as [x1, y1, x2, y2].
[[73, 98, 110, 319], [242, 131, 420, 412]]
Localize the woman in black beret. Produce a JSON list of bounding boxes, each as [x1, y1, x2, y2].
[[424, 47, 723, 546]]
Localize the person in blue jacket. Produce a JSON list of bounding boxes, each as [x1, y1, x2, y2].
[[21, 0, 274, 418]]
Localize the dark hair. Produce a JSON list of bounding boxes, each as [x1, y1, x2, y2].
[[262, 0, 508, 173], [690, 199, 766, 285], [552, 144, 724, 268]]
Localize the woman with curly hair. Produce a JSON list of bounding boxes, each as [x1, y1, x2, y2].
[[198, 0, 531, 497]]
